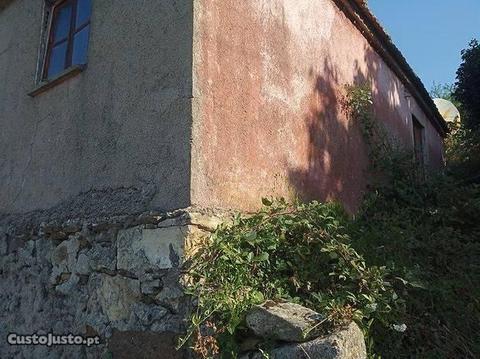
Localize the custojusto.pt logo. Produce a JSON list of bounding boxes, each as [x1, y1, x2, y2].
[[7, 333, 101, 347]]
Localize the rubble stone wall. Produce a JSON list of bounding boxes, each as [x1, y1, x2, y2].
[[0, 207, 224, 358]]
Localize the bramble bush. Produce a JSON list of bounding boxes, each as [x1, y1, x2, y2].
[[180, 199, 405, 358]]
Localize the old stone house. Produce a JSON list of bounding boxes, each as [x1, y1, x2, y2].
[[0, 0, 447, 357]]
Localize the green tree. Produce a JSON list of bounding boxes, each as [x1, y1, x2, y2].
[[431, 42, 480, 182], [454, 39, 480, 131], [430, 82, 458, 105]]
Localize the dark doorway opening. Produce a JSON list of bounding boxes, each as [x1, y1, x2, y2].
[[412, 116, 425, 169]]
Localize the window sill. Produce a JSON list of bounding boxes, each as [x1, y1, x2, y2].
[[28, 64, 87, 97]]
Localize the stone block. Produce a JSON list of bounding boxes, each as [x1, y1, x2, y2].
[[88, 242, 117, 273], [246, 301, 324, 342], [187, 211, 226, 231], [117, 226, 185, 274], [50, 236, 80, 271], [56, 273, 80, 295], [154, 285, 185, 314], [75, 253, 91, 275], [132, 303, 168, 327], [96, 274, 141, 322]]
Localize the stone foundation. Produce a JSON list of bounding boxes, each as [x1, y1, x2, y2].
[[0, 208, 226, 358]]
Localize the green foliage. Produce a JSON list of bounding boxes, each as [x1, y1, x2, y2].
[[181, 199, 403, 358], [430, 82, 459, 106], [346, 85, 480, 358], [429, 79, 480, 182], [354, 176, 480, 358], [344, 84, 392, 168], [181, 84, 480, 359], [345, 85, 421, 199], [445, 122, 480, 182], [454, 39, 480, 132]]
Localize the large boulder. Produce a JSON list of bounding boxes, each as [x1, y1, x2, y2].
[[242, 322, 366, 359], [243, 302, 366, 359], [246, 301, 325, 342]]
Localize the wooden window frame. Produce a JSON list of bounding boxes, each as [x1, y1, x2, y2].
[[42, 0, 91, 80]]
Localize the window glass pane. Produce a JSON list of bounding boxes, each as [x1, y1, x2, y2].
[[76, 0, 92, 28], [72, 25, 90, 65], [47, 42, 68, 78], [53, 4, 72, 42]]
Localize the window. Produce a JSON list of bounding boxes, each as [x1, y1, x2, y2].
[[412, 116, 425, 168], [43, 0, 92, 80]]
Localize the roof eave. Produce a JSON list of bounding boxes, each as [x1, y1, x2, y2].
[[334, 0, 449, 137]]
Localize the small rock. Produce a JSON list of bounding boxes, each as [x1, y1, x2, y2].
[[157, 217, 187, 228], [51, 244, 68, 267], [188, 212, 225, 231], [154, 286, 184, 313], [88, 242, 116, 272], [75, 253, 91, 275], [51, 236, 80, 271], [132, 303, 168, 326], [56, 273, 80, 295]]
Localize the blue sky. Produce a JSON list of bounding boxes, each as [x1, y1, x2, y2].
[[368, 0, 480, 92]]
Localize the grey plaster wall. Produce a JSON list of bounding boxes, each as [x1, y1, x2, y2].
[[0, 0, 193, 214]]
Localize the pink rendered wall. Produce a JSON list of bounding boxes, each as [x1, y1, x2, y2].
[[191, 0, 445, 212]]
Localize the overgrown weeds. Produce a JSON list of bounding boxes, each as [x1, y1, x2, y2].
[[181, 199, 404, 358], [348, 85, 480, 358], [353, 174, 480, 358], [180, 85, 480, 358]]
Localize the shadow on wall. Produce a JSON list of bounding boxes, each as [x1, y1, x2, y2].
[[287, 46, 406, 213]]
